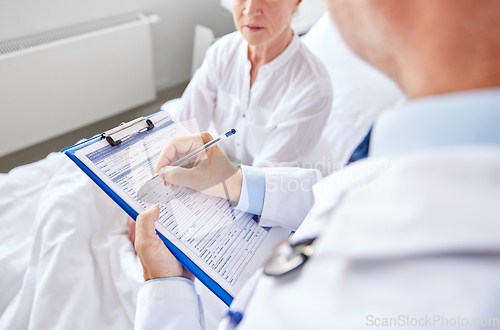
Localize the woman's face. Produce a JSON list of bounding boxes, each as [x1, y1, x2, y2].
[[232, 0, 301, 47]]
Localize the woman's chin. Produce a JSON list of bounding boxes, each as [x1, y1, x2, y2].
[[242, 32, 269, 47]]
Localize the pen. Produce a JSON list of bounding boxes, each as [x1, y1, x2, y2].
[[170, 128, 236, 167], [151, 128, 236, 179], [137, 128, 236, 201]]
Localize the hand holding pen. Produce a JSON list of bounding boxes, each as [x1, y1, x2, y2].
[[153, 130, 243, 202], [167, 129, 236, 168]]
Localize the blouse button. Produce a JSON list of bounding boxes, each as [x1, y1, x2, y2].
[[242, 114, 246, 118]]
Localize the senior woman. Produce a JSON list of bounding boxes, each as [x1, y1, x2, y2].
[[177, 0, 333, 168]]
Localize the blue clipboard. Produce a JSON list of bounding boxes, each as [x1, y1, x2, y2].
[[62, 110, 234, 306]]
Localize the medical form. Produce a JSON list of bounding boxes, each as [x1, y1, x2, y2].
[[69, 111, 290, 303]]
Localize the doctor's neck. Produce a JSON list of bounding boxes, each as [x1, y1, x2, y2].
[[328, 0, 500, 99]]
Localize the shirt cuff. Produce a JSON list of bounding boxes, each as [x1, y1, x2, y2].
[[234, 165, 266, 215], [136, 276, 203, 330], [141, 277, 195, 289]]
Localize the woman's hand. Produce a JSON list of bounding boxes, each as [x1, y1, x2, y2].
[[135, 205, 194, 281], [155, 132, 243, 202]]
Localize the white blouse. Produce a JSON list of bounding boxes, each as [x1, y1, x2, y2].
[[177, 31, 333, 167]]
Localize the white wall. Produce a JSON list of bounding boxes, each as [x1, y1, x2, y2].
[[0, 0, 236, 90]]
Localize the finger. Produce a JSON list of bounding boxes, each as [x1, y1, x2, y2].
[[154, 141, 180, 173], [159, 165, 201, 188], [166, 161, 230, 193], [127, 216, 135, 230], [127, 217, 136, 246], [154, 134, 207, 173], [199, 132, 214, 144], [135, 205, 160, 249], [157, 166, 176, 182]]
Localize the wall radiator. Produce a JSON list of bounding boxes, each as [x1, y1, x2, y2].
[[0, 13, 158, 157]]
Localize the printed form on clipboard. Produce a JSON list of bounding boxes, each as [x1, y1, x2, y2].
[[62, 110, 290, 306]]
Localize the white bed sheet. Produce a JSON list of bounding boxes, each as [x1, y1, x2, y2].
[[0, 153, 143, 329]]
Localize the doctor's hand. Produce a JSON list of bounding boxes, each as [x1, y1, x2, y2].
[[135, 205, 194, 281], [154, 132, 243, 202]]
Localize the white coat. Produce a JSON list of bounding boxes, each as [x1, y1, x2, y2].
[[135, 89, 500, 330]]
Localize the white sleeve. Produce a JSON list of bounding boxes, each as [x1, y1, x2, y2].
[[177, 44, 219, 133], [260, 167, 323, 231], [135, 278, 205, 330]]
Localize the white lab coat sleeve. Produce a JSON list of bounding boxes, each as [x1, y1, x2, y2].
[[260, 167, 323, 231], [135, 279, 205, 330], [177, 43, 220, 133]]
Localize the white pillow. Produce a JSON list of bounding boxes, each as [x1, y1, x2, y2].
[[300, 13, 405, 175]]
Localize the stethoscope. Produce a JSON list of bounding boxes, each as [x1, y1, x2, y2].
[[263, 191, 341, 277], [221, 236, 317, 329], [223, 192, 338, 328], [263, 237, 317, 276]]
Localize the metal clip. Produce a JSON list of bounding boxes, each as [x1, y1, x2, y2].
[[101, 117, 154, 146]]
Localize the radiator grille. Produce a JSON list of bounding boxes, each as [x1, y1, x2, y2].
[[0, 13, 142, 56]]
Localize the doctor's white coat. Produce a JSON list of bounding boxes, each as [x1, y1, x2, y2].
[[135, 147, 500, 330]]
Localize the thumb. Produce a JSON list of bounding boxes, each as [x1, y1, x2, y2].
[[135, 205, 160, 248]]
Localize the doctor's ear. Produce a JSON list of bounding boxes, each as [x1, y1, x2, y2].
[[292, 0, 302, 15]]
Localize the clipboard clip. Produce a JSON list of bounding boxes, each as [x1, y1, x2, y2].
[[101, 117, 154, 146]]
